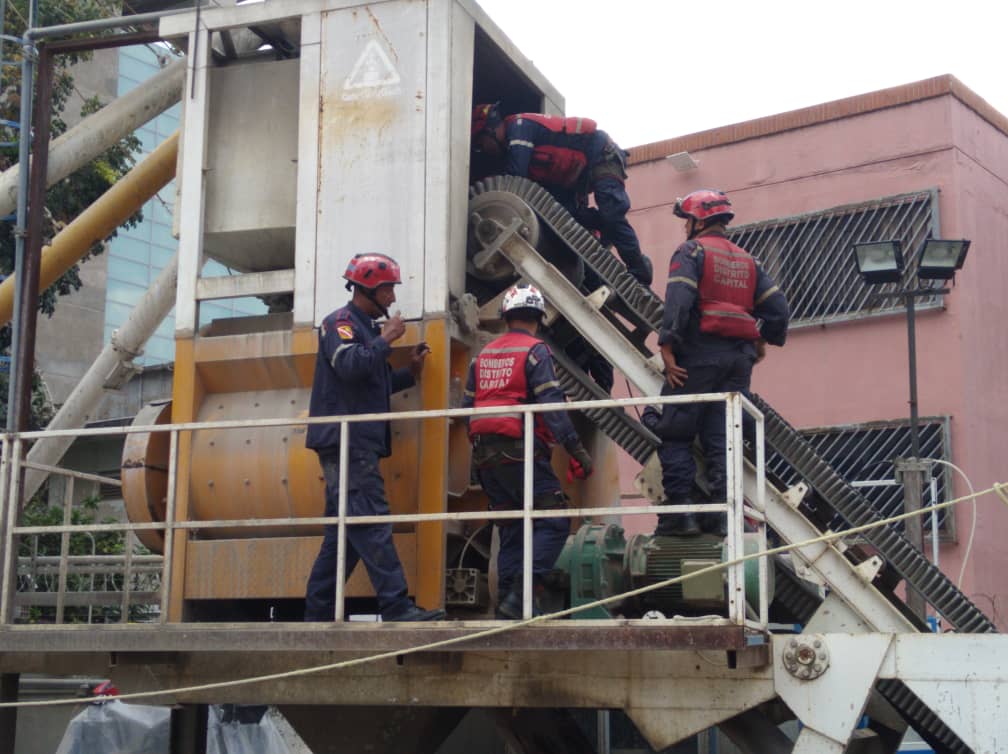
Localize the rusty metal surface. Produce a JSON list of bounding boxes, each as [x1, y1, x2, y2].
[[0, 621, 758, 654], [121, 401, 173, 552], [190, 388, 323, 534], [182, 535, 417, 599]]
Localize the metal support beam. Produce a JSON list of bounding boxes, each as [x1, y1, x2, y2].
[[488, 224, 663, 396], [0, 131, 179, 328], [21, 254, 178, 503], [194, 269, 294, 301], [0, 56, 184, 219], [0, 673, 18, 754], [717, 709, 792, 754], [170, 704, 208, 754]]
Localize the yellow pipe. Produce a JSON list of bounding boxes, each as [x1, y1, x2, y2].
[[0, 129, 180, 327]]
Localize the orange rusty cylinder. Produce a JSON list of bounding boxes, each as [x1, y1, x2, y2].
[[121, 401, 172, 552], [121, 390, 326, 553]]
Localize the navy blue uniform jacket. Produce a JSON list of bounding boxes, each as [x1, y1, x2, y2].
[[306, 302, 415, 457], [658, 232, 789, 364]]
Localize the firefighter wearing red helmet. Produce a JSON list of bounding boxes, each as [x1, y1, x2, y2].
[[471, 104, 654, 287], [305, 253, 445, 622], [462, 284, 593, 618], [642, 190, 790, 537]]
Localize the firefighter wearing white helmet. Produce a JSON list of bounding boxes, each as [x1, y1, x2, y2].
[[463, 284, 593, 618]]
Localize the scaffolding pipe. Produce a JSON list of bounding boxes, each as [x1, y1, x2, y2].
[[22, 253, 178, 502], [0, 57, 185, 219], [0, 130, 178, 328], [7, 0, 39, 433]]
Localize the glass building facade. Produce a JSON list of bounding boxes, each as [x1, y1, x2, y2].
[[105, 45, 267, 366]]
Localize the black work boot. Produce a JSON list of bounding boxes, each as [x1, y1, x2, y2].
[[698, 513, 727, 537], [383, 602, 446, 622], [654, 496, 701, 537], [495, 583, 543, 620]]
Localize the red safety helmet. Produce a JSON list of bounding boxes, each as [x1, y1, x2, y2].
[[343, 253, 402, 290], [673, 189, 735, 224], [471, 102, 503, 137]]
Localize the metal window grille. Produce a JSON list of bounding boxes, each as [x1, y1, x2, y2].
[[728, 190, 942, 327], [766, 417, 954, 538]]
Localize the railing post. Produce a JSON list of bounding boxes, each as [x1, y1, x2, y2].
[[159, 429, 179, 623], [333, 421, 349, 622], [120, 529, 135, 623], [0, 438, 22, 625], [0, 437, 10, 625], [522, 410, 534, 620], [724, 394, 744, 625], [55, 475, 74, 624]]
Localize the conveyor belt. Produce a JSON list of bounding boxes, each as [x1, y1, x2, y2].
[[546, 342, 659, 466], [470, 175, 993, 634], [468, 176, 990, 752]]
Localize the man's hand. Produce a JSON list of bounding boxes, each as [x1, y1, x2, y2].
[[565, 443, 594, 480], [660, 343, 688, 388], [381, 311, 406, 344], [754, 339, 767, 363], [409, 341, 431, 379]]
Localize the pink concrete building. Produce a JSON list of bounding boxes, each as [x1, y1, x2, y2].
[[624, 75, 1008, 630]]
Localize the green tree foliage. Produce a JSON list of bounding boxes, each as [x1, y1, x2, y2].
[[19, 495, 157, 623], [0, 0, 143, 345], [0, 1, 144, 427]]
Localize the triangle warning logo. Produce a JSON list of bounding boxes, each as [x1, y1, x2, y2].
[[342, 39, 401, 101]]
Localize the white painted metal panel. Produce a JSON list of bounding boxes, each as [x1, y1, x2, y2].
[[161, 0, 367, 37], [443, 0, 475, 302], [175, 28, 211, 337], [316, 1, 429, 322], [203, 58, 300, 272], [423, 0, 456, 313], [294, 12, 323, 326], [774, 633, 893, 747]]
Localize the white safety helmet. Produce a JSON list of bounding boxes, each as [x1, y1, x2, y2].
[[500, 283, 546, 319]]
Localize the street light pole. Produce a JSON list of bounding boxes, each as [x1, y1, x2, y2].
[[853, 239, 971, 624], [895, 292, 927, 619], [905, 293, 920, 459]]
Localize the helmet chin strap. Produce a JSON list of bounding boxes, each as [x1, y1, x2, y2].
[[361, 286, 389, 318]]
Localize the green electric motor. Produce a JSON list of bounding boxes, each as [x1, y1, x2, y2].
[[553, 523, 773, 619]]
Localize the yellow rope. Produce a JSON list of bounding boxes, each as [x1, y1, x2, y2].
[[0, 481, 1004, 710]]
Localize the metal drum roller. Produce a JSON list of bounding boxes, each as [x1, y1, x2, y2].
[[121, 390, 325, 552], [467, 188, 584, 289]]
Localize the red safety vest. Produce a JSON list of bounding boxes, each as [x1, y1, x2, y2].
[[697, 236, 761, 340], [469, 331, 554, 445], [507, 113, 597, 189]]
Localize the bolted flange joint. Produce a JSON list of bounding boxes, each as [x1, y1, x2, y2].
[[782, 633, 830, 681]]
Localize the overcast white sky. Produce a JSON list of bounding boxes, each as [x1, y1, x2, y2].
[[475, 0, 1005, 149]]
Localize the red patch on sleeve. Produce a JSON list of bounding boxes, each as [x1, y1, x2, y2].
[[669, 260, 681, 272]]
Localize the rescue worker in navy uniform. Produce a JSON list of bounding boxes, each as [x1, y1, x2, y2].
[[304, 253, 445, 622], [472, 104, 650, 394], [471, 103, 653, 287], [462, 284, 594, 618], [644, 190, 789, 537]]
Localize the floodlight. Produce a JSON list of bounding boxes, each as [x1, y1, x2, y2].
[[917, 239, 970, 280], [852, 240, 903, 285]]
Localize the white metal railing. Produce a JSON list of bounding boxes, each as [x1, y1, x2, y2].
[[0, 392, 768, 629]]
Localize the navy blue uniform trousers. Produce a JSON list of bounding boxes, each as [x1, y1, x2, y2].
[[304, 448, 410, 620], [476, 452, 568, 597], [655, 350, 755, 501]]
